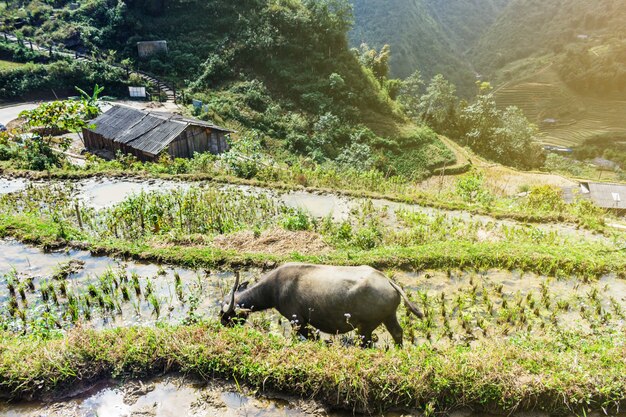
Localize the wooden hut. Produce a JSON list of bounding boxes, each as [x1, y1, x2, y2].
[[83, 105, 233, 161]]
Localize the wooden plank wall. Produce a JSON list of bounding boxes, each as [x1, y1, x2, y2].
[[84, 126, 230, 161], [168, 127, 230, 159]]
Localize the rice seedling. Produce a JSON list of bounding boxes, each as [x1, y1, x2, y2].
[[50, 285, 59, 306], [120, 285, 130, 301], [148, 294, 161, 318], [40, 281, 50, 303], [58, 281, 67, 297], [8, 297, 18, 317], [18, 285, 26, 302], [610, 297, 625, 319], [25, 277, 35, 292], [131, 273, 141, 296]]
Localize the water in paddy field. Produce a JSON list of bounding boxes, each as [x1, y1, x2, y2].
[[2, 238, 626, 340], [2, 240, 626, 416], [0, 177, 28, 194], [0, 175, 613, 243], [1, 375, 617, 417], [0, 239, 268, 331]]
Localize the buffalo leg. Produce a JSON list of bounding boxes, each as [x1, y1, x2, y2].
[[296, 322, 319, 340], [357, 327, 374, 348], [383, 315, 403, 347]]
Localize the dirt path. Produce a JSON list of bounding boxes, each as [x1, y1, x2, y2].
[[425, 137, 577, 195]]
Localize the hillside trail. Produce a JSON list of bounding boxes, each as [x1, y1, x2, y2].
[[436, 135, 575, 190], [0, 32, 179, 107]]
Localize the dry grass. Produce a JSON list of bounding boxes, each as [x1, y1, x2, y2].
[[419, 139, 577, 196], [212, 228, 330, 255]]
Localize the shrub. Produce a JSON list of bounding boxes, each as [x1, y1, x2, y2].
[[352, 224, 383, 250], [455, 170, 492, 204], [525, 185, 566, 213], [281, 210, 313, 231]]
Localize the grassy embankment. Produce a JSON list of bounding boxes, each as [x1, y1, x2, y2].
[[1, 325, 625, 415], [0, 155, 615, 233], [0, 184, 623, 278]]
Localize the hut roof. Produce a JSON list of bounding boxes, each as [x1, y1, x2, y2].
[[580, 182, 626, 210], [87, 105, 233, 156]]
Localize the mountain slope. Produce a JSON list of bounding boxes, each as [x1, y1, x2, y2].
[[472, 0, 626, 74], [347, 0, 511, 93]]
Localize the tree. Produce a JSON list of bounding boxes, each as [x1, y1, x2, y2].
[[493, 106, 545, 169], [397, 69, 423, 120], [417, 74, 458, 134], [355, 43, 391, 83], [459, 90, 545, 169]]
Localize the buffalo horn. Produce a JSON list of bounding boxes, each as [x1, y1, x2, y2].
[[224, 271, 240, 314]]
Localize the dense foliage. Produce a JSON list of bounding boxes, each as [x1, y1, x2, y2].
[[0, 41, 137, 98], [557, 40, 626, 93], [348, 0, 510, 94]]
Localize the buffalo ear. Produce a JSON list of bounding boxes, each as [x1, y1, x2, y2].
[[237, 280, 250, 292]]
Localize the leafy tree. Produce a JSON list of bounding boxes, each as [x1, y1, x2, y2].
[[355, 43, 391, 83], [417, 74, 458, 134], [460, 90, 544, 169], [335, 143, 375, 171], [493, 106, 545, 169], [20, 99, 99, 144], [397, 69, 423, 120]]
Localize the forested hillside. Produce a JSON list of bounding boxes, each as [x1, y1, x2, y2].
[[0, 0, 454, 177], [348, 0, 510, 94]]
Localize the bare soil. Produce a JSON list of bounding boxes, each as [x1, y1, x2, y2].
[[212, 229, 330, 255]]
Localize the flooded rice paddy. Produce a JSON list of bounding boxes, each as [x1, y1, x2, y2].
[[1, 175, 624, 416], [2, 238, 625, 342], [2, 238, 626, 416], [0, 176, 612, 242]]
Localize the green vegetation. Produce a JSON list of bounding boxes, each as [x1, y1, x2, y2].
[[0, 0, 458, 178], [0, 181, 623, 278], [398, 76, 545, 169], [0, 44, 139, 99], [0, 59, 23, 71], [1, 323, 626, 414], [348, 0, 510, 94], [472, 0, 626, 74]]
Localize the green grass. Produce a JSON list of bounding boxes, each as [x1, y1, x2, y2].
[[0, 60, 24, 71], [0, 211, 624, 279], [0, 162, 612, 232], [1, 325, 625, 414]]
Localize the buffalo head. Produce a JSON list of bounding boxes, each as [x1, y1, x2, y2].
[[219, 271, 250, 326]]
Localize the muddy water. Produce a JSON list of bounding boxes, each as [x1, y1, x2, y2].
[[0, 177, 27, 195], [0, 239, 266, 330], [3, 238, 626, 337], [0, 176, 614, 243], [0, 376, 339, 417]]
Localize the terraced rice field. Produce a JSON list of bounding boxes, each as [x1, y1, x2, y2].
[[495, 67, 626, 147]]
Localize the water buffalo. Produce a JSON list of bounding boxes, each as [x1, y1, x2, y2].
[[219, 263, 423, 347]]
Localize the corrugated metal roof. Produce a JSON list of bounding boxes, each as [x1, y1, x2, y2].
[[88, 105, 233, 156], [582, 182, 626, 210]]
